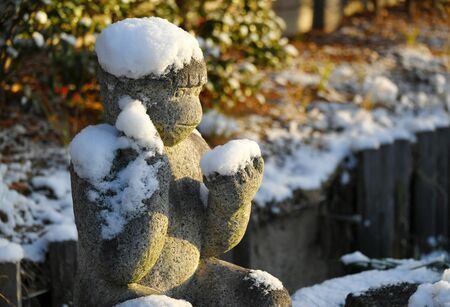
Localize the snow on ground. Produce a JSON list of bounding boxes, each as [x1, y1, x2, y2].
[[341, 251, 371, 265], [0, 237, 24, 262], [363, 76, 399, 106], [197, 109, 240, 138], [115, 295, 192, 307], [274, 70, 320, 88], [0, 124, 75, 262], [409, 269, 450, 306], [0, 164, 76, 262], [292, 257, 442, 307], [31, 170, 71, 199], [95, 17, 203, 78]]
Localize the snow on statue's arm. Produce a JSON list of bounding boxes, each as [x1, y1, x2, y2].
[[70, 100, 170, 286], [200, 140, 263, 257]]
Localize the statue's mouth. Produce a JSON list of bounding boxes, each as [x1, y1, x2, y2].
[[176, 123, 197, 128]]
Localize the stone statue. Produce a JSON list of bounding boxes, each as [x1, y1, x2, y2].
[[70, 17, 291, 307]]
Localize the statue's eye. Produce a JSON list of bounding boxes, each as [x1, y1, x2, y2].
[[174, 89, 184, 98]]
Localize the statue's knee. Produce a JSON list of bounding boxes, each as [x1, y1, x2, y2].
[[241, 270, 292, 307], [244, 284, 291, 307], [262, 288, 291, 307]]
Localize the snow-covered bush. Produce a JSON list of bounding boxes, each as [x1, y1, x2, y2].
[[193, 0, 296, 110], [1, 0, 294, 130]]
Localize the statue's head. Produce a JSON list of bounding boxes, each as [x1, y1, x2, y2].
[[95, 17, 207, 146], [98, 60, 207, 146]]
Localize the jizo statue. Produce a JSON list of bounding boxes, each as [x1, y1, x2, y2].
[[70, 17, 291, 307]]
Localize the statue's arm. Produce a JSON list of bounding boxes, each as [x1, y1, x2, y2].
[[100, 154, 170, 284], [71, 153, 170, 285], [201, 156, 263, 258]]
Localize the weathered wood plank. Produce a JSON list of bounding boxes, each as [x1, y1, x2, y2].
[[356, 144, 396, 258], [412, 131, 439, 252], [0, 261, 21, 307], [447, 127, 450, 247], [435, 127, 449, 245], [321, 160, 358, 273], [392, 140, 413, 258], [48, 241, 77, 307]]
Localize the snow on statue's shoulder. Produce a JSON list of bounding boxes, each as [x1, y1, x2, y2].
[[95, 17, 203, 79], [115, 295, 192, 307], [200, 139, 261, 177], [69, 124, 121, 182]]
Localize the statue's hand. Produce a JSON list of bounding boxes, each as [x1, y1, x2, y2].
[[203, 156, 264, 206], [201, 156, 263, 256]]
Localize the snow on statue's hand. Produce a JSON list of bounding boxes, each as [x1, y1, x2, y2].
[[200, 139, 264, 207], [203, 156, 264, 205]]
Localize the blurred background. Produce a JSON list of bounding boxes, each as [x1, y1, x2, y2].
[[0, 0, 447, 143], [0, 0, 449, 306], [1, 0, 296, 143]]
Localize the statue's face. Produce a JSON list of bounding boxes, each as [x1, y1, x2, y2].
[[99, 60, 207, 147], [144, 82, 203, 146]]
